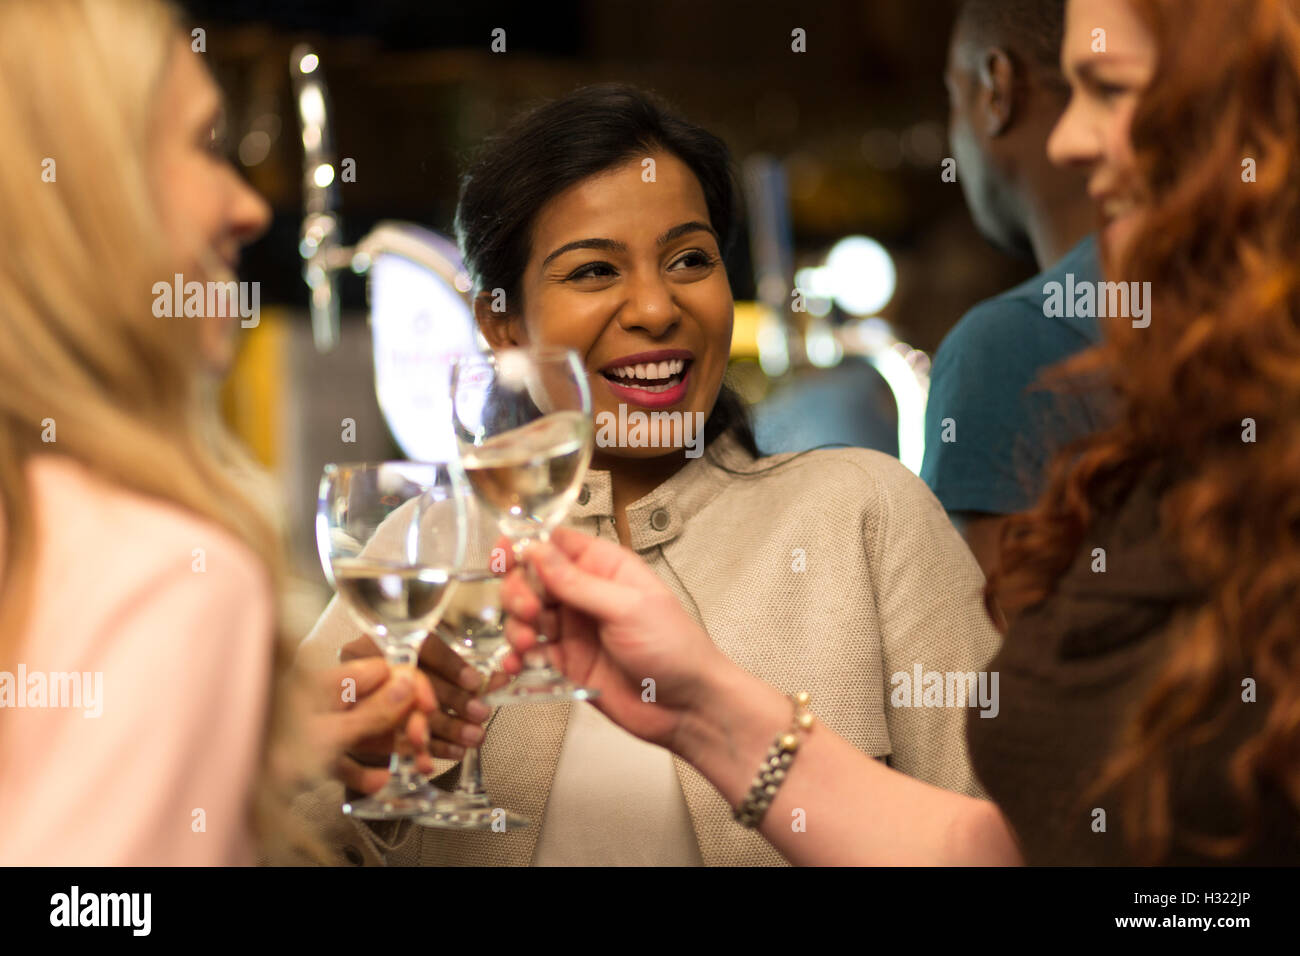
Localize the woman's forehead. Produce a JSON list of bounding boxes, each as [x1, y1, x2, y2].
[[528, 152, 710, 253], [158, 38, 222, 130]]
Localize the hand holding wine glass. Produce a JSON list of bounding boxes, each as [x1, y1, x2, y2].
[[338, 632, 503, 759], [297, 657, 439, 794], [500, 527, 735, 752]]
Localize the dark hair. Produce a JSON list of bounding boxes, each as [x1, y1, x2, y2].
[[955, 0, 1069, 87], [454, 83, 760, 458]]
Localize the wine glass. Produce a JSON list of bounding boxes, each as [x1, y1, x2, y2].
[[316, 460, 467, 819], [450, 346, 597, 704], [416, 495, 530, 830]]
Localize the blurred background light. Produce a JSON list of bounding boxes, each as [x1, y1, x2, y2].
[[901, 121, 946, 167], [239, 129, 272, 166], [298, 86, 325, 130], [825, 235, 896, 317], [793, 266, 834, 317], [804, 319, 842, 368]]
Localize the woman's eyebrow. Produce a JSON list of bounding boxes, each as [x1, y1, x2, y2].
[[194, 81, 226, 126], [541, 237, 627, 269], [1068, 55, 1145, 84], [658, 221, 717, 245]]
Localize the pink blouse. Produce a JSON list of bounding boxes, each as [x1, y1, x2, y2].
[[0, 455, 274, 865]]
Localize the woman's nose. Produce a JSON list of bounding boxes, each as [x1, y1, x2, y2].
[[620, 273, 680, 335], [1046, 98, 1098, 170]]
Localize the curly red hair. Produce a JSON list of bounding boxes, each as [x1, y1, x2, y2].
[[988, 0, 1300, 862]]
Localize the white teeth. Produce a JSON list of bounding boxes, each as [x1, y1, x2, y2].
[[605, 358, 689, 384]]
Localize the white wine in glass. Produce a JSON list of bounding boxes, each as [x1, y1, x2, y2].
[[332, 559, 454, 644], [460, 409, 591, 540]]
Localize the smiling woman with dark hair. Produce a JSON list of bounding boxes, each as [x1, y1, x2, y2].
[[299, 83, 1001, 867]]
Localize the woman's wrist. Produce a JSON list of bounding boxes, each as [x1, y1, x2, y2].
[[671, 655, 792, 807]]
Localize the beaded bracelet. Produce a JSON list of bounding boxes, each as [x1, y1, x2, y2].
[[733, 691, 815, 828]]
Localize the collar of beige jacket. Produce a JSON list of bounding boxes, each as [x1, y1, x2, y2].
[[567, 428, 757, 552]]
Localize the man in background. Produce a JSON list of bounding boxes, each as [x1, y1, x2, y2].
[[922, 0, 1105, 576]]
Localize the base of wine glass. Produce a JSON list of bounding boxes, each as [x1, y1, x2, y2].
[[483, 665, 599, 706], [415, 794, 531, 831], [342, 781, 459, 821]]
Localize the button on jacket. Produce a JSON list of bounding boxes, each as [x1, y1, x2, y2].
[[291, 430, 1002, 866]]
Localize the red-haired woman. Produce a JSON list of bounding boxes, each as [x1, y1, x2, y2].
[[501, 0, 1300, 865]]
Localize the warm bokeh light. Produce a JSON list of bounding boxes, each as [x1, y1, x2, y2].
[[825, 236, 897, 317]]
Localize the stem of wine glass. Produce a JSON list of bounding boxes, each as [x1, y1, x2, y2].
[[510, 532, 553, 669], [454, 665, 492, 797], [455, 745, 486, 796], [383, 643, 421, 788]]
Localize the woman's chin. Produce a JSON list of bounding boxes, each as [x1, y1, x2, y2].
[[1101, 213, 1142, 269], [593, 445, 685, 461]]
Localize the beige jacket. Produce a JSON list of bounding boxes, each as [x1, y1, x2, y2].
[[289, 431, 1001, 866]]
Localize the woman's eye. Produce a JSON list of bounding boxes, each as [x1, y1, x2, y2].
[[669, 250, 717, 271], [566, 262, 617, 281]]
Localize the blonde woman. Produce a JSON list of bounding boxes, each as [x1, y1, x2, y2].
[[0, 0, 434, 865]]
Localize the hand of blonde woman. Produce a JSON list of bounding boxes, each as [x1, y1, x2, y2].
[[305, 658, 439, 793], [500, 527, 735, 752]]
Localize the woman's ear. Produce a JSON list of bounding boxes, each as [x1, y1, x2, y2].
[[473, 291, 526, 349]]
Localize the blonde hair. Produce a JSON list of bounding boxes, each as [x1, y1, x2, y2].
[[0, 0, 317, 860]]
